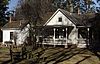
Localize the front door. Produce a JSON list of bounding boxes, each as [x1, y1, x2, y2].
[[55, 28, 66, 44]]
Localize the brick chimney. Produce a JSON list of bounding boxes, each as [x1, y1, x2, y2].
[[20, 21, 21, 26], [9, 16, 12, 23], [78, 7, 81, 15], [70, 3, 73, 13], [9, 14, 12, 23]]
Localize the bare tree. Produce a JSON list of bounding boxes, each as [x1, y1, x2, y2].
[[13, 32, 18, 46], [15, 0, 55, 49]]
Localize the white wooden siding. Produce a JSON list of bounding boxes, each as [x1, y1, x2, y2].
[[2, 24, 30, 45], [46, 11, 75, 26], [44, 10, 86, 47]]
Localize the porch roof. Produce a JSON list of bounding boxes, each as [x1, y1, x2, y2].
[[32, 25, 74, 29]]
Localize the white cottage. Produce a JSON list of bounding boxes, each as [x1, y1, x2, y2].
[[1, 20, 29, 45], [36, 9, 91, 48]]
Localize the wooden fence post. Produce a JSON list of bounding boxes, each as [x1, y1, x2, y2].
[[9, 45, 13, 62]]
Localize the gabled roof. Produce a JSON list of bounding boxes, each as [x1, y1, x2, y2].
[[2, 20, 29, 30], [39, 9, 95, 27], [44, 9, 82, 26]]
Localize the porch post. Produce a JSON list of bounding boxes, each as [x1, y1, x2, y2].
[[65, 28, 68, 48], [53, 28, 56, 47], [87, 27, 90, 46], [76, 27, 79, 47]]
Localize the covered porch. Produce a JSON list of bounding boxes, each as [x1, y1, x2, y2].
[[34, 26, 91, 48]]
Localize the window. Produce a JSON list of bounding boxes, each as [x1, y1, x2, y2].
[[58, 17, 62, 22], [10, 32, 13, 40]]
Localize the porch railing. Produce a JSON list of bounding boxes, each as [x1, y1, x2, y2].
[[42, 37, 67, 45]]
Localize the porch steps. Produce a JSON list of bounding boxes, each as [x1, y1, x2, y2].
[[77, 39, 87, 48]]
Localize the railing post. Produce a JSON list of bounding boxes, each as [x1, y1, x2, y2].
[[65, 28, 68, 48], [87, 27, 90, 46]]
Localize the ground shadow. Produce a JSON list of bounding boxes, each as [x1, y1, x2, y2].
[[87, 13, 100, 60]]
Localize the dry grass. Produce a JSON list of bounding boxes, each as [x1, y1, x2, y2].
[[0, 47, 10, 63], [0, 46, 100, 64], [18, 46, 100, 64]]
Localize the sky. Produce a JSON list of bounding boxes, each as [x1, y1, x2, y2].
[[8, 0, 100, 11], [94, 0, 100, 7], [8, 0, 19, 11]]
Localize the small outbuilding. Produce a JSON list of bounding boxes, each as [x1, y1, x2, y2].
[[1, 20, 30, 46]]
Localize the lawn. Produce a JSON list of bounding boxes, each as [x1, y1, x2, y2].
[[0, 45, 100, 64], [0, 47, 10, 64]]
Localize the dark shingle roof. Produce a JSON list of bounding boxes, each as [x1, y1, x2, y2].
[[36, 12, 54, 26], [2, 20, 29, 30], [2, 9, 96, 29], [37, 9, 95, 27], [55, 9, 95, 26]]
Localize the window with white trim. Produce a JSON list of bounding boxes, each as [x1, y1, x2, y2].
[[58, 17, 62, 22]]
